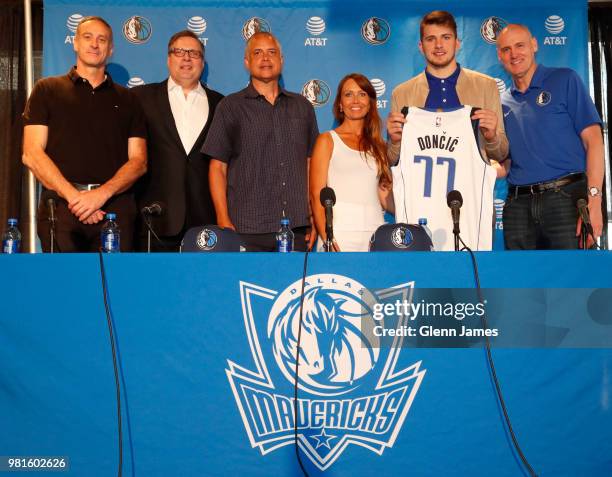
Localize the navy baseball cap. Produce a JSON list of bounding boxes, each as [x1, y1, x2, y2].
[[181, 225, 246, 252], [369, 223, 433, 251]]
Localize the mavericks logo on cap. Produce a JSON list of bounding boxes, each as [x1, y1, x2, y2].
[[391, 225, 414, 249], [196, 228, 218, 250]]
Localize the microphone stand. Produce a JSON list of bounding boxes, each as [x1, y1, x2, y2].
[[324, 223, 334, 252], [48, 198, 57, 254]]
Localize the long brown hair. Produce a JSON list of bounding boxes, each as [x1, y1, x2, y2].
[[332, 73, 391, 187]]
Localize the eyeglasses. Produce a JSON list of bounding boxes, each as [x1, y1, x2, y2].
[[169, 48, 203, 59]]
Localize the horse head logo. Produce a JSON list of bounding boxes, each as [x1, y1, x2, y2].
[[242, 17, 271, 41], [480, 16, 508, 44], [269, 282, 379, 395], [122, 16, 152, 44], [196, 229, 217, 250], [361, 17, 390, 45], [301, 80, 330, 107]]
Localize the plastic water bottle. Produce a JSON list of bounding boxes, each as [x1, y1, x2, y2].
[[276, 218, 294, 253], [101, 213, 120, 253], [2, 218, 21, 254], [418, 218, 433, 246]]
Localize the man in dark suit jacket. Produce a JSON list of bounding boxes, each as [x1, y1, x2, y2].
[[132, 30, 224, 251]]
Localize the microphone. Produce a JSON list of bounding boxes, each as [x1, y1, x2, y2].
[[141, 202, 164, 216], [572, 190, 593, 236], [320, 187, 336, 250], [447, 190, 463, 235], [47, 198, 57, 224]]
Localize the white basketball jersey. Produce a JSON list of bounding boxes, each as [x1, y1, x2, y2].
[[392, 106, 496, 251]]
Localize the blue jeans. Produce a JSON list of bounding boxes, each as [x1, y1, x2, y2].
[[503, 178, 586, 250]]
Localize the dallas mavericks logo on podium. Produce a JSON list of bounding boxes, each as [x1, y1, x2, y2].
[[226, 274, 426, 470]]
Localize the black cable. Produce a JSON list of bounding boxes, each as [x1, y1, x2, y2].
[[97, 250, 123, 477], [457, 235, 538, 477], [141, 212, 173, 248], [293, 249, 311, 477]]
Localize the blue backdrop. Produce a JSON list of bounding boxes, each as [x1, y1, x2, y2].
[[42, 0, 590, 249]]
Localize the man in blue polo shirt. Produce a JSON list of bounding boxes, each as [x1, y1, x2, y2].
[[496, 24, 604, 249]]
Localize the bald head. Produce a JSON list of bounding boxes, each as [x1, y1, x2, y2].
[[496, 24, 533, 46], [245, 32, 282, 58], [496, 23, 538, 85]]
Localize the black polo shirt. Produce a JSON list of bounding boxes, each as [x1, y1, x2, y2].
[[23, 67, 146, 184], [202, 83, 319, 234]]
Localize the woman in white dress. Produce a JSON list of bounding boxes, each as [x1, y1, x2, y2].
[[310, 73, 393, 251]]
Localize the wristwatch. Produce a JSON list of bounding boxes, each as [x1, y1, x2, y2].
[[588, 186, 602, 198]]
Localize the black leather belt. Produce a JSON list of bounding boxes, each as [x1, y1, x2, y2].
[[71, 182, 101, 191], [509, 173, 585, 196]]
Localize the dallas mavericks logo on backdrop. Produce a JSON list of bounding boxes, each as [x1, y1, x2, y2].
[[226, 274, 425, 470], [242, 17, 271, 41], [187, 16, 207, 36], [391, 226, 413, 249], [301, 80, 331, 107], [361, 17, 390, 45], [196, 229, 218, 250], [480, 16, 508, 44], [495, 78, 507, 94], [536, 91, 552, 106], [66, 13, 83, 33], [123, 16, 152, 44], [127, 77, 145, 88], [545, 15, 565, 34], [306, 16, 326, 36]]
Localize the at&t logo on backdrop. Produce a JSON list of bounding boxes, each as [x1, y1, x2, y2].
[[480, 16, 508, 44], [226, 274, 425, 470], [495, 78, 507, 94], [123, 16, 152, 44], [370, 78, 387, 109], [494, 199, 505, 230], [361, 17, 390, 45], [302, 79, 331, 107], [305, 16, 327, 47], [127, 77, 145, 88], [187, 16, 209, 46], [543, 15, 567, 46], [242, 17, 271, 41], [64, 13, 83, 44]]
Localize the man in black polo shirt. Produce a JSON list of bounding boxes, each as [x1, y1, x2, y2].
[[22, 16, 147, 252], [203, 32, 319, 251]]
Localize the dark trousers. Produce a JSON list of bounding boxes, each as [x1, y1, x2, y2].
[[503, 178, 585, 250], [38, 191, 137, 252], [239, 226, 308, 252]]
